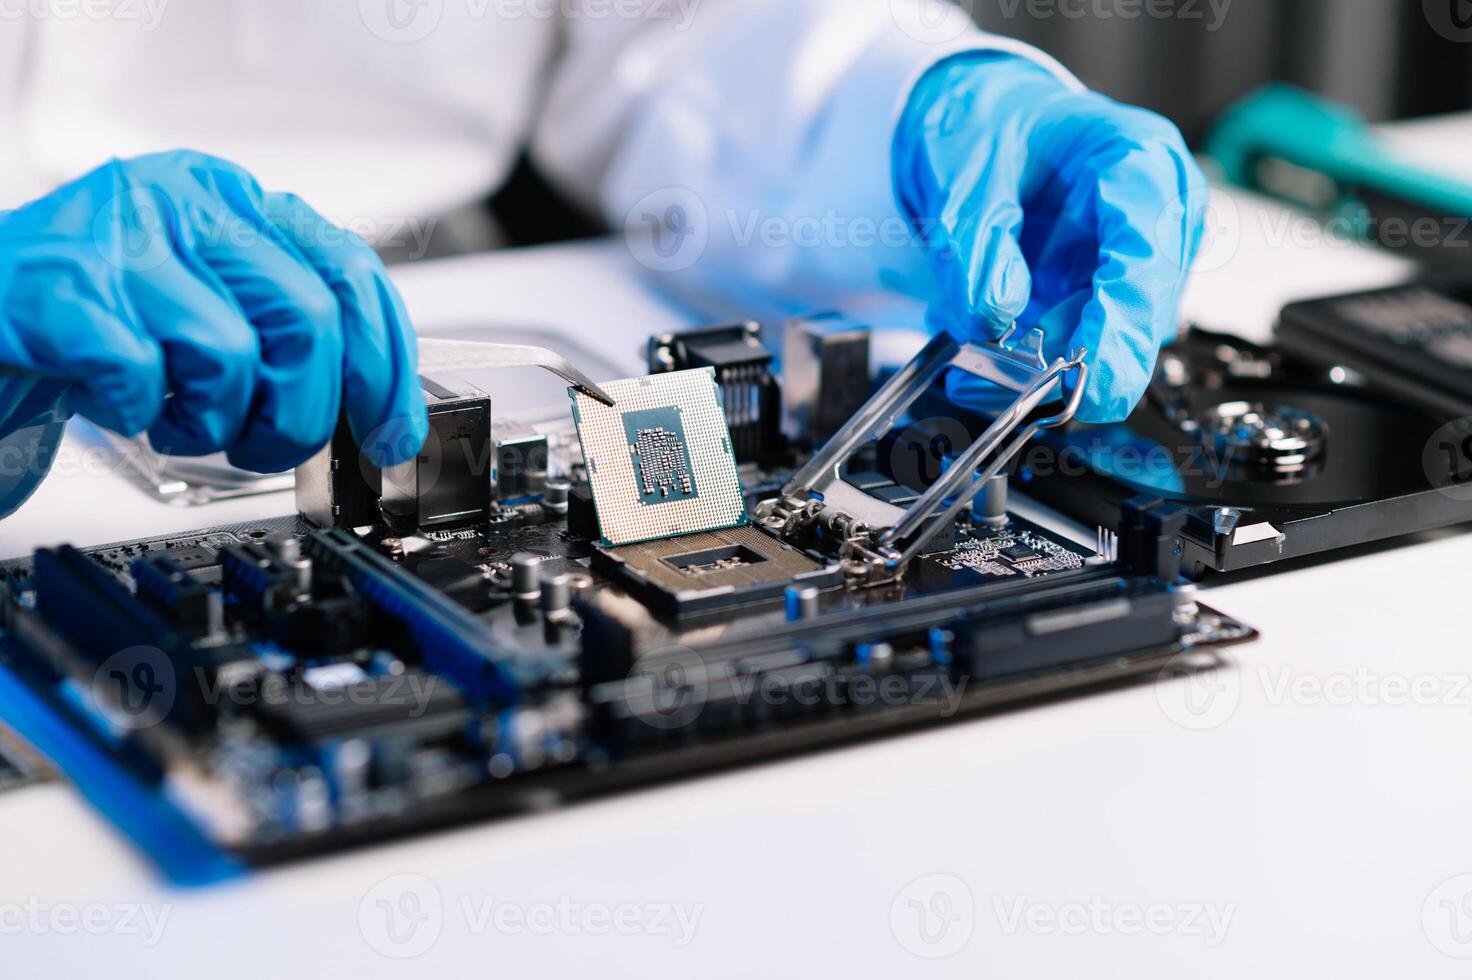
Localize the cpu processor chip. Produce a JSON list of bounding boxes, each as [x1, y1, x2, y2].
[[571, 368, 747, 545]]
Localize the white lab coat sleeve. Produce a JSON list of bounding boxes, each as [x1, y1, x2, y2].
[[0, 22, 31, 204], [531, 0, 1079, 313]]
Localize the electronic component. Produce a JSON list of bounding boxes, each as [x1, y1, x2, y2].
[[493, 421, 549, 500], [1280, 285, 1472, 406], [295, 412, 384, 530], [998, 542, 1040, 563], [0, 319, 1264, 886], [131, 554, 213, 635], [1025, 323, 1472, 576], [303, 529, 539, 703], [32, 545, 187, 664], [758, 327, 1086, 582], [299, 361, 576, 530], [542, 479, 571, 514], [300, 379, 496, 533], [782, 313, 872, 447], [649, 323, 781, 463], [925, 530, 1084, 580], [566, 482, 599, 539], [248, 669, 471, 745], [27, 545, 258, 734], [593, 525, 839, 615], [381, 379, 494, 530], [952, 577, 1181, 682], [625, 408, 699, 504], [221, 541, 304, 617], [571, 368, 747, 546], [510, 553, 541, 600], [977, 474, 1009, 524]]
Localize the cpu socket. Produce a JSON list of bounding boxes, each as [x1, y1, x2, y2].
[[592, 526, 839, 616]]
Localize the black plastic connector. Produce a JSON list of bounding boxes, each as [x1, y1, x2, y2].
[[1117, 496, 1186, 579], [648, 323, 782, 464], [132, 555, 212, 635]]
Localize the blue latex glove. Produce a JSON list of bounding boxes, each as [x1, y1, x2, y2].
[[893, 54, 1208, 423], [0, 151, 428, 512]]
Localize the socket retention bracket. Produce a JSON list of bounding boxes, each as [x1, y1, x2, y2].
[[756, 326, 1088, 582]]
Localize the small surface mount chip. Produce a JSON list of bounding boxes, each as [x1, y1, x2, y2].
[[928, 528, 1086, 579], [571, 368, 747, 546]]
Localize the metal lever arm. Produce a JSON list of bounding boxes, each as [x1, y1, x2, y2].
[[879, 351, 1087, 566], [772, 324, 1087, 577]]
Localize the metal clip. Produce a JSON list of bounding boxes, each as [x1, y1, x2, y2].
[[760, 326, 1087, 581]]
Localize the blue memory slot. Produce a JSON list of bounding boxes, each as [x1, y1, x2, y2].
[[302, 529, 528, 704], [0, 656, 244, 887]]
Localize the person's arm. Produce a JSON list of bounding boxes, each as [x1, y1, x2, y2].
[[533, 0, 1073, 305], [532, 0, 1204, 423]]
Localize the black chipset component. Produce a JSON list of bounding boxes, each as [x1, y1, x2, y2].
[[998, 543, 1041, 563], [248, 669, 471, 745]]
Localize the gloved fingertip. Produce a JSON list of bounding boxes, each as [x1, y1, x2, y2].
[[974, 250, 1033, 335]]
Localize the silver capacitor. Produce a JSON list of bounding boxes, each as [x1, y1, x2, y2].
[[977, 473, 1009, 526], [543, 479, 571, 514], [540, 570, 572, 617], [511, 553, 542, 601]]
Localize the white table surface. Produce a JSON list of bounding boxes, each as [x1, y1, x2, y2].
[[5, 183, 1472, 978]]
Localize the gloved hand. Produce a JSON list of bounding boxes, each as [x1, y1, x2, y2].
[[893, 53, 1208, 423], [0, 150, 428, 507]]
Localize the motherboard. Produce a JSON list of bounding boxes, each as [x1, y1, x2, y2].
[[0, 318, 1253, 882]]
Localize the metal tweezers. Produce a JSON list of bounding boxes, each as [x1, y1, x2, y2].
[[418, 338, 616, 406]]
